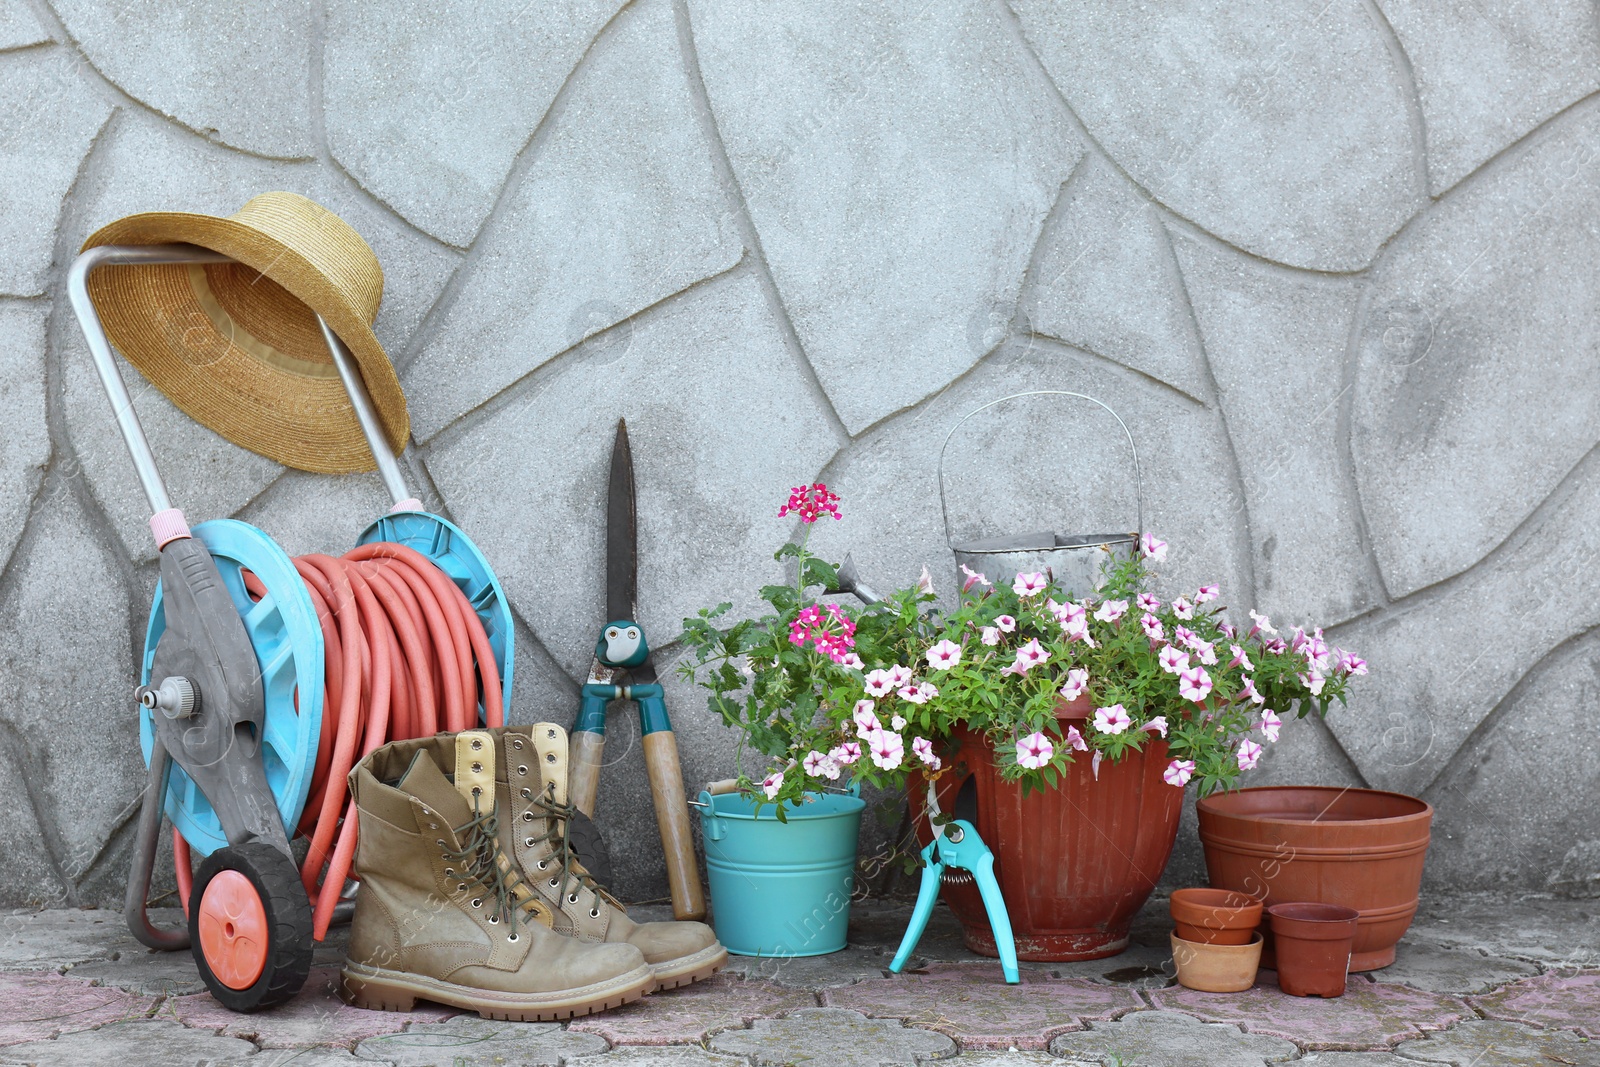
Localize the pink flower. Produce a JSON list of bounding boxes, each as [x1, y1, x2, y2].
[[1304, 632, 1331, 670], [1094, 704, 1132, 734], [960, 564, 991, 592], [853, 699, 881, 737], [1338, 649, 1368, 676], [916, 566, 936, 597], [1178, 666, 1213, 703], [1290, 626, 1309, 653], [897, 684, 931, 705], [1173, 625, 1197, 648], [891, 714, 908, 731], [996, 614, 1017, 633], [1094, 599, 1129, 623], [1239, 676, 1264, 705], [867, 728, 903, 770], [1142, 715, 1169, 738], [803, 750, 833, 778], [1261, 709, 1282, 743], [1191, 639, 1217, 666], [1219, 622, 1236, 639], [761, 769, 785, 799], [1015, 731, 1054, 770], [1237, 739, 1263, 771], [1195, 584, 1220, 603], [1298, 669, 1326, 697], [1013, 572, 1048, 598], [830, 741, 862, 766], [1159, 645, 1190, 674], [863, 670, 895, 698], [980, 626, 1000, 646], [887, 664, 914, 687], [1172, 596, 1194, 620], [1006, 639, 1050, 676], [911, 736, 941, 769], [1091, 750, 1104, 780], [1059, 667, 1089, 702], [1136, 593, 1162, 612], [1227, 644, 1254, 671], [1140, 532, 1168, 562], [778, 483, 841, 523], [1248, 610, 1276, 637], [1140, 613, 1164, 642], [1163, 759, 1195, 787], [925, 639, 962, 670], [840, 652, 865, 671], [1065, 724, 1088, 751]]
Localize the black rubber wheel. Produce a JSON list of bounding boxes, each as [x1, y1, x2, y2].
[[567, 808, 614, 891], [188, 842, 312, 1012]]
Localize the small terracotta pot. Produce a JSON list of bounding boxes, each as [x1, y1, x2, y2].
[[1169, 888, 1263, 946], [1268, 902, 1359, 997], [1170, 931, 1262, 993]]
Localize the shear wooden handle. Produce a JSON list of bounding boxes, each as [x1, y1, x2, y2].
[[643, 730, 706, 921], [568, 729, 606, 817]]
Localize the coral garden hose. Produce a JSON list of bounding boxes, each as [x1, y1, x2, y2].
[[173, 541, 504, 939]]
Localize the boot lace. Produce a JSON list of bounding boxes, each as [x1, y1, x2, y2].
[[524, 784, 606, 903], [445, 801, 541, 934]]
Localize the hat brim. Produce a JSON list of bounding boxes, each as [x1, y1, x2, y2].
[[81, 210, 409, 474]]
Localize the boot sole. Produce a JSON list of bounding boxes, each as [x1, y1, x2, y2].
[[339, 960, 655, 1021], [650, 943, 729, 991]]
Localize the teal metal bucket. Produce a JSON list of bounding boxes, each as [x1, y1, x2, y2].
[[698, 789, 865, 957]]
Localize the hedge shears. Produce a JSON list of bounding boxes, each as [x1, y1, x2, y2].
[[568, 419, 705, 921]]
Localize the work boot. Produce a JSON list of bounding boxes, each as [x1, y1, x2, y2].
[[339, 732, 654, 1020], [495, 722, 727, 989]]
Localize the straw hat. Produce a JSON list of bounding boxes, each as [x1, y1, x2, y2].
[[81, 192, 408, 474]]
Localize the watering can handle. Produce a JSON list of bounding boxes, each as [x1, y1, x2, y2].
[[935, 390, 1144, 549]]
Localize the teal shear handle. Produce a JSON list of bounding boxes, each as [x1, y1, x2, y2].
[[889, 819, 1019, 984]]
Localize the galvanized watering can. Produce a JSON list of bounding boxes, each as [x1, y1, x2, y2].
[[937, 391, 1143, 598]]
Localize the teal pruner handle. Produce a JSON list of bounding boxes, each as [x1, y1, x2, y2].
[[889, 820, 1019, 985], [576, 684, 617, 736], [889, 837, 943, 974]]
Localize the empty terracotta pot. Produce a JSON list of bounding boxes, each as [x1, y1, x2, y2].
[[1196, 786, 1431, 970], [1169, 888, 1263, 946], [1170, 931, 1263, 992], [1268, 902, 1359, 997]]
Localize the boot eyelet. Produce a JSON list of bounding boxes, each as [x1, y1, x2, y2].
[[568, 893, 579, 904], [471, 898, 483, 908], [590, 908, 600, 918], [522, 811, 534, 822], [512, 738, 523, 749], [520, 788, 531, 799], [471, 761, 483, 773], [546, 753, 557, 763], [517, 765, 528, 776], [548, 878, 560, 888], [508, 933, 520, 942], [537, 860, 548, 870], [472, 786, 483, 798], [525, 838, 535, 847], [546, 729, 557, 739], [444, 868, 454, 876], [487, 915, 499, 924], [436, 839, 445, 847], [471, 738, 483, 750], [429, 822, 439, 830], [458, 883, 468, 892]]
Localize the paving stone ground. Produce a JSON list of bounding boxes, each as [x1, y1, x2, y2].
[[0, 895, 1596, 1067]]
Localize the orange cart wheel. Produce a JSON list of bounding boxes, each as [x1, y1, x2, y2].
[[188, 843, 311, 1012]]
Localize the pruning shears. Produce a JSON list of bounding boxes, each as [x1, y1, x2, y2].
[[568, 419, 706, 921], [890, 780, 1019, 983]]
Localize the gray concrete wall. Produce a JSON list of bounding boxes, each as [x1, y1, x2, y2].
[[1, 0, 1597, 908]]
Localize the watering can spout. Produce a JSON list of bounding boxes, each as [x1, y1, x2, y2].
[[835, 553, 882, 605]]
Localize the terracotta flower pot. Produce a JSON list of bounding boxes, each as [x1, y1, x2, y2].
[[1268, 902, 1359, 997], [1196, 786, 1431, 970], [1169, 887, 1263, 946], [1170, 930, 1262, 992], [914, 697, 1185, 961]]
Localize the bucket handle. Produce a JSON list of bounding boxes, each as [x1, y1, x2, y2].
[[936, 391, 1143, 550]]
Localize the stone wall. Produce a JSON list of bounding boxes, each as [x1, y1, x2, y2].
[[2, 0, 1597, 908]]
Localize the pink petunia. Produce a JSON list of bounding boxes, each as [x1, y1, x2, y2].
[[867, 728, 904, 770], [888, 664, 915, 687], [1248, 610, 1276, 637], [830, 741, 862, 766], [1338, 649, 1368, 676], [911, 736, 941, 769], [1140, 532, 1168, 562], [1013, 572, 1048, 598], [891, 714, 907, 731], [1239, 675, 1265, 705], [1141, 715, 1169, 738], [1237, 739, 1263, 771], [925, 639, 962, 670], [1005, 639, 1050, 676], [897, 684, 931, 705], [1094, 704, 1132, 734], [1298, 670, 1326, 697], [1173, 625, 1198, 648], [1094, 599, 1129, 623], [761, 769, 785, 799], [1016, 731, 1054, 770], [1227, 644, 1254, 671], [863, 670, 896, 698], [1260, 709, 1282, 743], [1140, 613, 1165, 642], [996, 614, 1018, 633], [1163, 759, 1195, 787], [1195, 584, 1220, 603], [1065, 724, 1088, 752], [1136, 593, 1162, 612], [840, 652, 865, 670], [1191, 639, 1218, 666], [1159, 645, 1191, 675], [1178, 665, 1213, 703], [980, 626, 1001, 646], [803, 750, 840, 779], [853, 699, 881, 738], [960, 563, 991, 592], [1059, 667, 1090, 702], [1172, 596, 1194, 620]]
